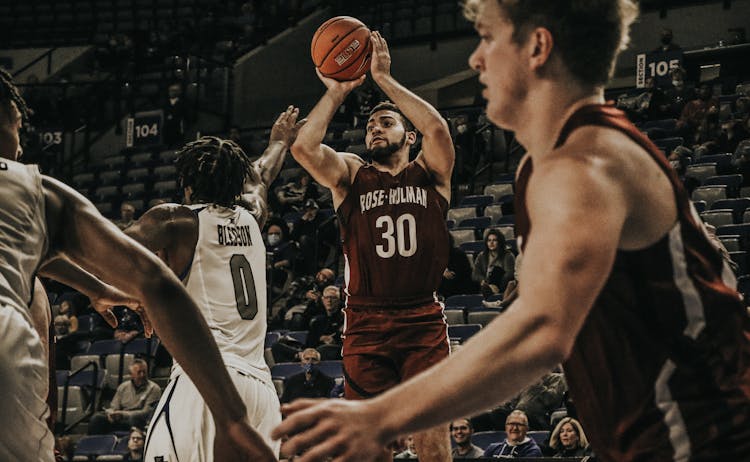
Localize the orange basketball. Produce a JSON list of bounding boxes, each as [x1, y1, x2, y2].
[[311, 16, 372, 81]]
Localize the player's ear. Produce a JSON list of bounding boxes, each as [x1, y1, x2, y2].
[[529, 27, 554, 71], [406, 130, 417, 146]]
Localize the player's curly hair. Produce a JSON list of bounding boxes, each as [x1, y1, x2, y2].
[[174, 136, 254, 207], [0, 68, 29, 122]]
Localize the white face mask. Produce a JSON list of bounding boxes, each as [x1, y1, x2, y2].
[[669, 160, 681, 170], [672, 80, 683, 88], [267, 234, 281, 246]]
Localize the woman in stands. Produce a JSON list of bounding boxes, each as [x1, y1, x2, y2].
[[472, 228, 515, 296], [549, 417, 592, 458]]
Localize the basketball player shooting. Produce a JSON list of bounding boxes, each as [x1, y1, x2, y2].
[[274, 1, 750, 461], [124, 105, 304, 461], [288, 29, 456, 462]]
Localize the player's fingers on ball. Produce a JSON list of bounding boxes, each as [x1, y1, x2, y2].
[[101, 309, 118, 328]]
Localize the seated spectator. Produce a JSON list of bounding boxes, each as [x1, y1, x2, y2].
[[88, 359, 161, 434], [290, 199, 339, 274], [394, 435, 418, 459], [451, 418, 484, 459], [306, 286, 344, 348], [279, 349, 334, 404], [677, 83, 719, 141], [53, 300, 82, 370], [652, 27, 682, 53], [483, 410, 543, 458], [275, 171, 319, 215], [440, 234, 478, 299], [266, 222, 297, 297], [113, 305, 144, 343], [472, 229, 515, 297], [663, 67, 695, 118], [123, 426, 145, 461], [270, 267, 336, 331], [483, 254, 522, 311], [113, 203, 136, 230], [549, 417, 593, 458]]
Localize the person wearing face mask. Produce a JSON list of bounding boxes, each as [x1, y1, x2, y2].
[[280, 348, 335, 404], [265, 222, 297, 297]]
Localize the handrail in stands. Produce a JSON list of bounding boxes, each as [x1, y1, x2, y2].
[[61, 360, 99, 433]]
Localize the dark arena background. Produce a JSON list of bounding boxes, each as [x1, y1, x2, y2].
[[2, 0, 749, 460]]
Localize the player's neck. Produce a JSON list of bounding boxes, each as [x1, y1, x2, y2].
[[372, 149, 410, 175], [515, 81, 604, 158]]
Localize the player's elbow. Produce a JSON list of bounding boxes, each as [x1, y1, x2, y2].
[[527, 314, 575, 366], [290, 138, 318, 161]]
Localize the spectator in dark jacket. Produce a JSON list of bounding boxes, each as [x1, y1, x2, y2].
[[483, 410, 542, 458], [280, 348, 335, 404]]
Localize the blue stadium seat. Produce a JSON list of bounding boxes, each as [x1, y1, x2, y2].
[[699, 153, 733, 174], [265, 332, 281, 347], [712, 198, 750, 222], [458, 217, 491, 229], [460, 195, 494, 209], [445, 294, 484, 308], [56, 370, 70, 385], [496, 215, 515, 226], [87, 339, 123, 356], [111, 434, 130, 455], [448, 324, 482, 342], [67, 369, 105, 389], [73, 435, 117, 459], [286, 331, 308, 345], [460, 241, 485, 254], [123, 337, 160, 356], [271, 363, 304, 380], [692, 200, 708, 214], [704, 175, 743, 197], [318, 360, 343, 378], [654, 136, 684, 153], [472, 431, 506, 450], [527, 430, 550, 446], [717, 224, 750, 250]]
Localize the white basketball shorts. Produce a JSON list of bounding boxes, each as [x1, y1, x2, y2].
[[144, 367, 281, 461]]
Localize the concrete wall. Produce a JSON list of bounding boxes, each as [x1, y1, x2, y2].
[[0, 46, 91, 81]]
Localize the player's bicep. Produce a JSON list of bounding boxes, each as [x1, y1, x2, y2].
[[418, 122, 455, 186], [290, 142, 350, 190]]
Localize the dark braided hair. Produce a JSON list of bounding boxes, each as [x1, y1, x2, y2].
[[0, 68, 29, 123], [174, 136, 254, 207]]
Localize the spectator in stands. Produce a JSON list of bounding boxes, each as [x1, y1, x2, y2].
[[88, 359, 161, 434], [395, 435, 418, 459], [483, 410, 543, 458], [123, 426, 146, 461], [664, 67, 695, 118], [306, 285, 344, 349], [270, 267, 336, 331], [483, 254, 521, 311], [440, 234, 478, 299], [113, 305, 144, 343], [677, 83, 719, 141], [290, 199, 339, 275], [472, 229, 515, 296], [718, 118, 750, 154], [114, 203, 136, 230], [266, 222, 297, 297], [53, 300, 81, 369], [275, 171, 319, 215], [549, 417, 592, 458], [163, 83, 187, 148], [652, 28, 682, 53], [450, 418, 484, 459], [279, 349, 334, 404]]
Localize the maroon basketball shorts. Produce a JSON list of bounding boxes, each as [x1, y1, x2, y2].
[[342, 302, 449, 399]]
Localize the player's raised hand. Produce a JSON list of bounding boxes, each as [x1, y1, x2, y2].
[[315, 68, 366, 95], [370, 31, 392, 81], [214, 418, 277, 462], [272, 398, 390, 462], [270, 105, 307, 147]]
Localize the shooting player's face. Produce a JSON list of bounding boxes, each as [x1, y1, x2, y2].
[[365, 110, 411, 161]]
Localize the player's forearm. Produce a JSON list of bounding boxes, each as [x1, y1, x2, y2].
[[39, 257, 110, 301], [373, 73, 448, 137], [294, 90, 345, 152], [138, 275, 248, 423], [368, 305, 565, 442], [257, 140, 288, 186]]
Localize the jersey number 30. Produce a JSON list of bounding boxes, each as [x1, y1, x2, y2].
[[230, 254, 258, 320], [375, 214, 417, 258]]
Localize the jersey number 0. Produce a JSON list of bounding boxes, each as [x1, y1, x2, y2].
[[230, 254, 258, 320]]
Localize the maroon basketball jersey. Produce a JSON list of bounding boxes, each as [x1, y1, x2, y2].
[[337, 162, 450, 308], [515, 104, 750, 462]]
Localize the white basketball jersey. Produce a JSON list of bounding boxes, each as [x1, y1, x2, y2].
[[0, 159, 47, 320], [182, 204, 270, 382]]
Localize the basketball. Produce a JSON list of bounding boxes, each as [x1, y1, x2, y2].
[[311, 16, 372, 81]]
